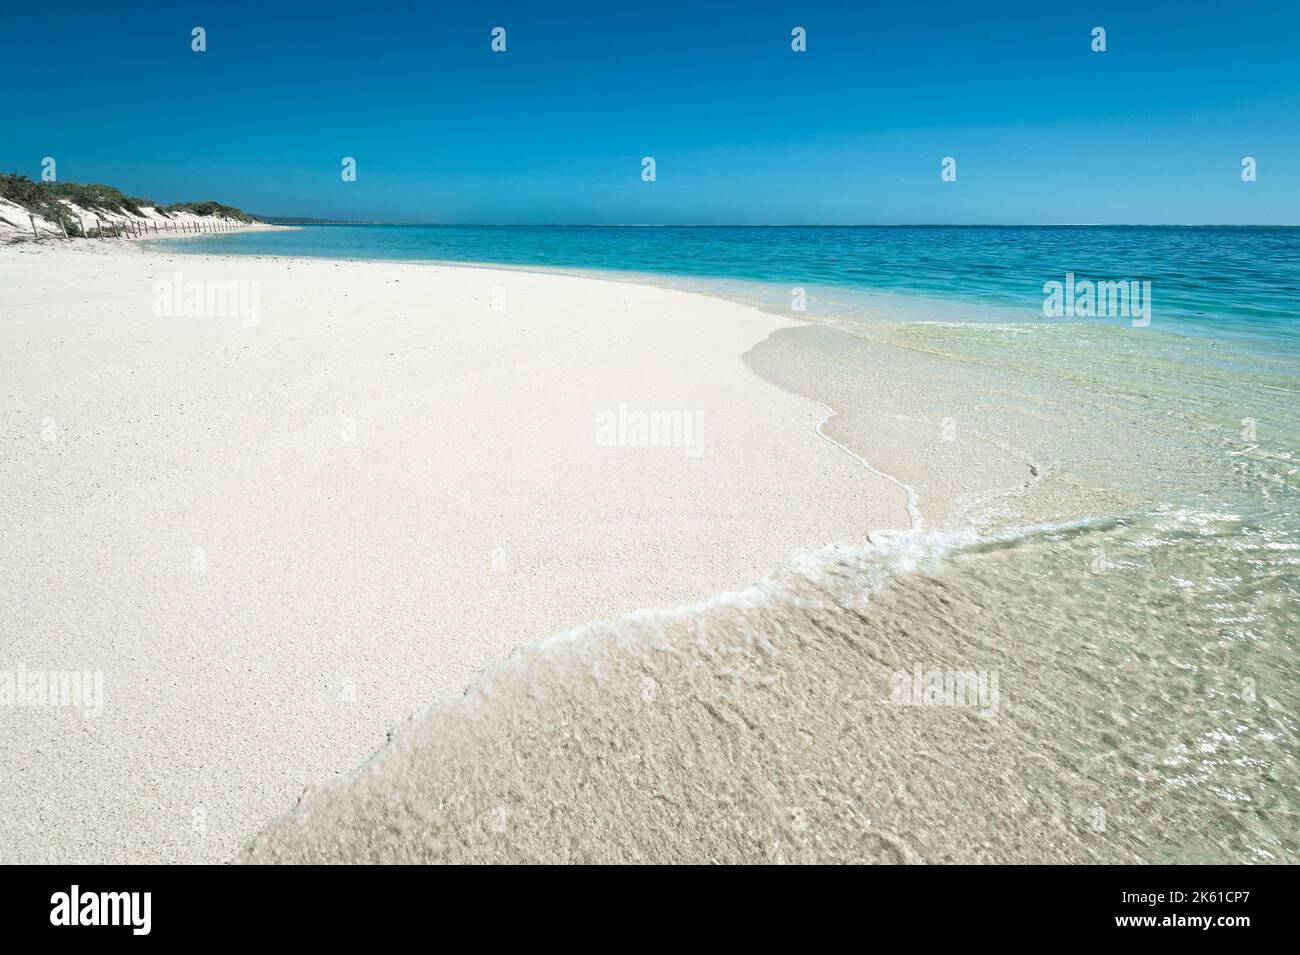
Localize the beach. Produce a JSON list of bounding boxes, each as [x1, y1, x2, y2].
[[0, 241, 937, 862], [3, 238, 1295, 865]]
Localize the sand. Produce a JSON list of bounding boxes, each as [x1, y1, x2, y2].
[[0, 241, 957, 863], [236, 307, 1295, 865]]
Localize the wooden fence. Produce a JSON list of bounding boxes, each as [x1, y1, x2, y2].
[[25, 213, 248, 240]]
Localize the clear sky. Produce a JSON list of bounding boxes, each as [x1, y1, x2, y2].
[[5, 0, 1298, 224]]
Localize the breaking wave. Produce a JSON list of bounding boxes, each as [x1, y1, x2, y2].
[[240, 505, 1297, 864]]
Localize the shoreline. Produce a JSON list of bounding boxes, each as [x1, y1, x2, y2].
[[6, 241, 1292, 864], [1, 241, 953, 863], [136, 228, 1300, 362]]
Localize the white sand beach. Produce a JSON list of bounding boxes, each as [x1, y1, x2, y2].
[[5, 242, 1290, 866], [0, 241, 960, 863]]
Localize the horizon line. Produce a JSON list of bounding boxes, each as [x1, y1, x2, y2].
[[253, 220, 1300, 229]]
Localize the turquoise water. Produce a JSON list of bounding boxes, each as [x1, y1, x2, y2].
[[158, 225, 1300, 353], [146, 222, 1300, 861]]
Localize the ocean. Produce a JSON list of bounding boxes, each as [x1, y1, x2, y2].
[[158, 224, 1300, 353], [179, 225, 1299, 863]]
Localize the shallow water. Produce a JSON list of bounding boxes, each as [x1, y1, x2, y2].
[[231, 227, 1297, 863], [157, 224, 1300, 354], [244, 512, 1297, 864]]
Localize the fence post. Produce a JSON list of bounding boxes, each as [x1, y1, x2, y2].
[[29, 215, 38, 239], [58, 215, 69, 239]]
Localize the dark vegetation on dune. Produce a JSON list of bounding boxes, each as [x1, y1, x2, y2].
[[0, 173, 254, 235]]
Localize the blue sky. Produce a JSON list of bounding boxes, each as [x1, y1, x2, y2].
[[5, 0, 1299, 223]]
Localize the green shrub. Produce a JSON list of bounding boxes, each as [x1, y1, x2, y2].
[[0, 172, 253, 229], [160, 200, 253, 222]]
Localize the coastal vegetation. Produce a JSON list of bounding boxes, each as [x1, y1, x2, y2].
[[0, 172, 254, 233]]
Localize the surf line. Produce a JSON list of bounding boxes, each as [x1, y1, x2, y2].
[[810, 401, 924, 531]]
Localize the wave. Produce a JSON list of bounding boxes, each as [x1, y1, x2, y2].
[[240, 516, 1172, 865]]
